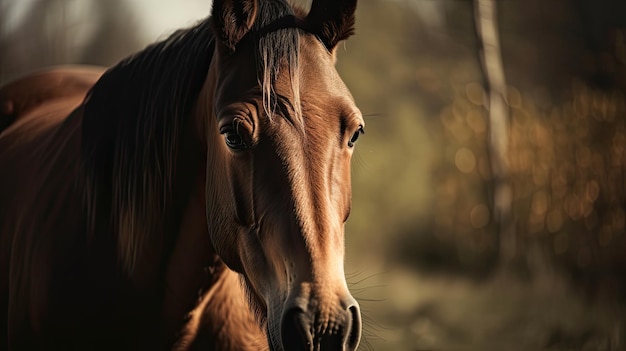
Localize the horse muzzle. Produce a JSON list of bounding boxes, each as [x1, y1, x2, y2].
[[279, 294, 361, 351]]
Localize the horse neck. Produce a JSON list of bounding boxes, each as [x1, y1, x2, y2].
[[174, 264, 267, 351]]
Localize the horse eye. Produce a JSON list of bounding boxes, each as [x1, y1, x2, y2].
[[224, 130, 247, 150], [348, 126, 364, 148], [220, 119, 249, 151]]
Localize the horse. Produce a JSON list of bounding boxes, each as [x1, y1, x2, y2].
[[0, 0, 364, 350]]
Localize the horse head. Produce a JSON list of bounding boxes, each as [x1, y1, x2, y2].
[[202, 0, 362, 349]]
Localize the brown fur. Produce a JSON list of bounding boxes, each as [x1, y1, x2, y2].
[[0, 1, 361, 350]]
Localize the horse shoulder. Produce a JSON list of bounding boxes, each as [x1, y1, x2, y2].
[[0, 66, 104, 349]]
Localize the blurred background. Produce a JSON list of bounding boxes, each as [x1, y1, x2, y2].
[[2, 0, 626, 350]]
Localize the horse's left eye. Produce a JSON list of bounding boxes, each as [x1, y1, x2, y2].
[[348, 126, 364, 148]]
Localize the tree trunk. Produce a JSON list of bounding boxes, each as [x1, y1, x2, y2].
[[473, 0, 515, 263]]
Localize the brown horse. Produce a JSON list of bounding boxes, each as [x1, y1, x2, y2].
[[0, 0, 364, 350]]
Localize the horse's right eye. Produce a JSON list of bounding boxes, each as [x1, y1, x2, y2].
[[224, 130, 247, 150]]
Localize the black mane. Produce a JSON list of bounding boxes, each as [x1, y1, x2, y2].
[[81, 18, 216, 271]]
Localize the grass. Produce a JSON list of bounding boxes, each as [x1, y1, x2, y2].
[[349, 264, 625, 351]]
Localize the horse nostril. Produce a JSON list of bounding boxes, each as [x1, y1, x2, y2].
[[280, 301, 362, 351], [318, 303, 362, 351], [346, 304, 362, 351], [281, 307, 312, 351]]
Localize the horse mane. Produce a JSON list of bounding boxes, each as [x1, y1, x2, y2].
[[80, 0, 305, 274], [81, 19, 216, 273]]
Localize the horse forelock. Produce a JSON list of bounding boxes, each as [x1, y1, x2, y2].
[[252, 1, 304, 130], [81, 19, 215, 274]]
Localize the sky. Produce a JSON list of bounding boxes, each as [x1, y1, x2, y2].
[[2, 0, 213, 42]]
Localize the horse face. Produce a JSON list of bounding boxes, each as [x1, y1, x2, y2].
[[205, 1, 362, 350]]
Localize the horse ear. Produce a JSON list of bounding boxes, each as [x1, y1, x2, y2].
[[307, 0, 357, 51], [211, 0, 258, 51]]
